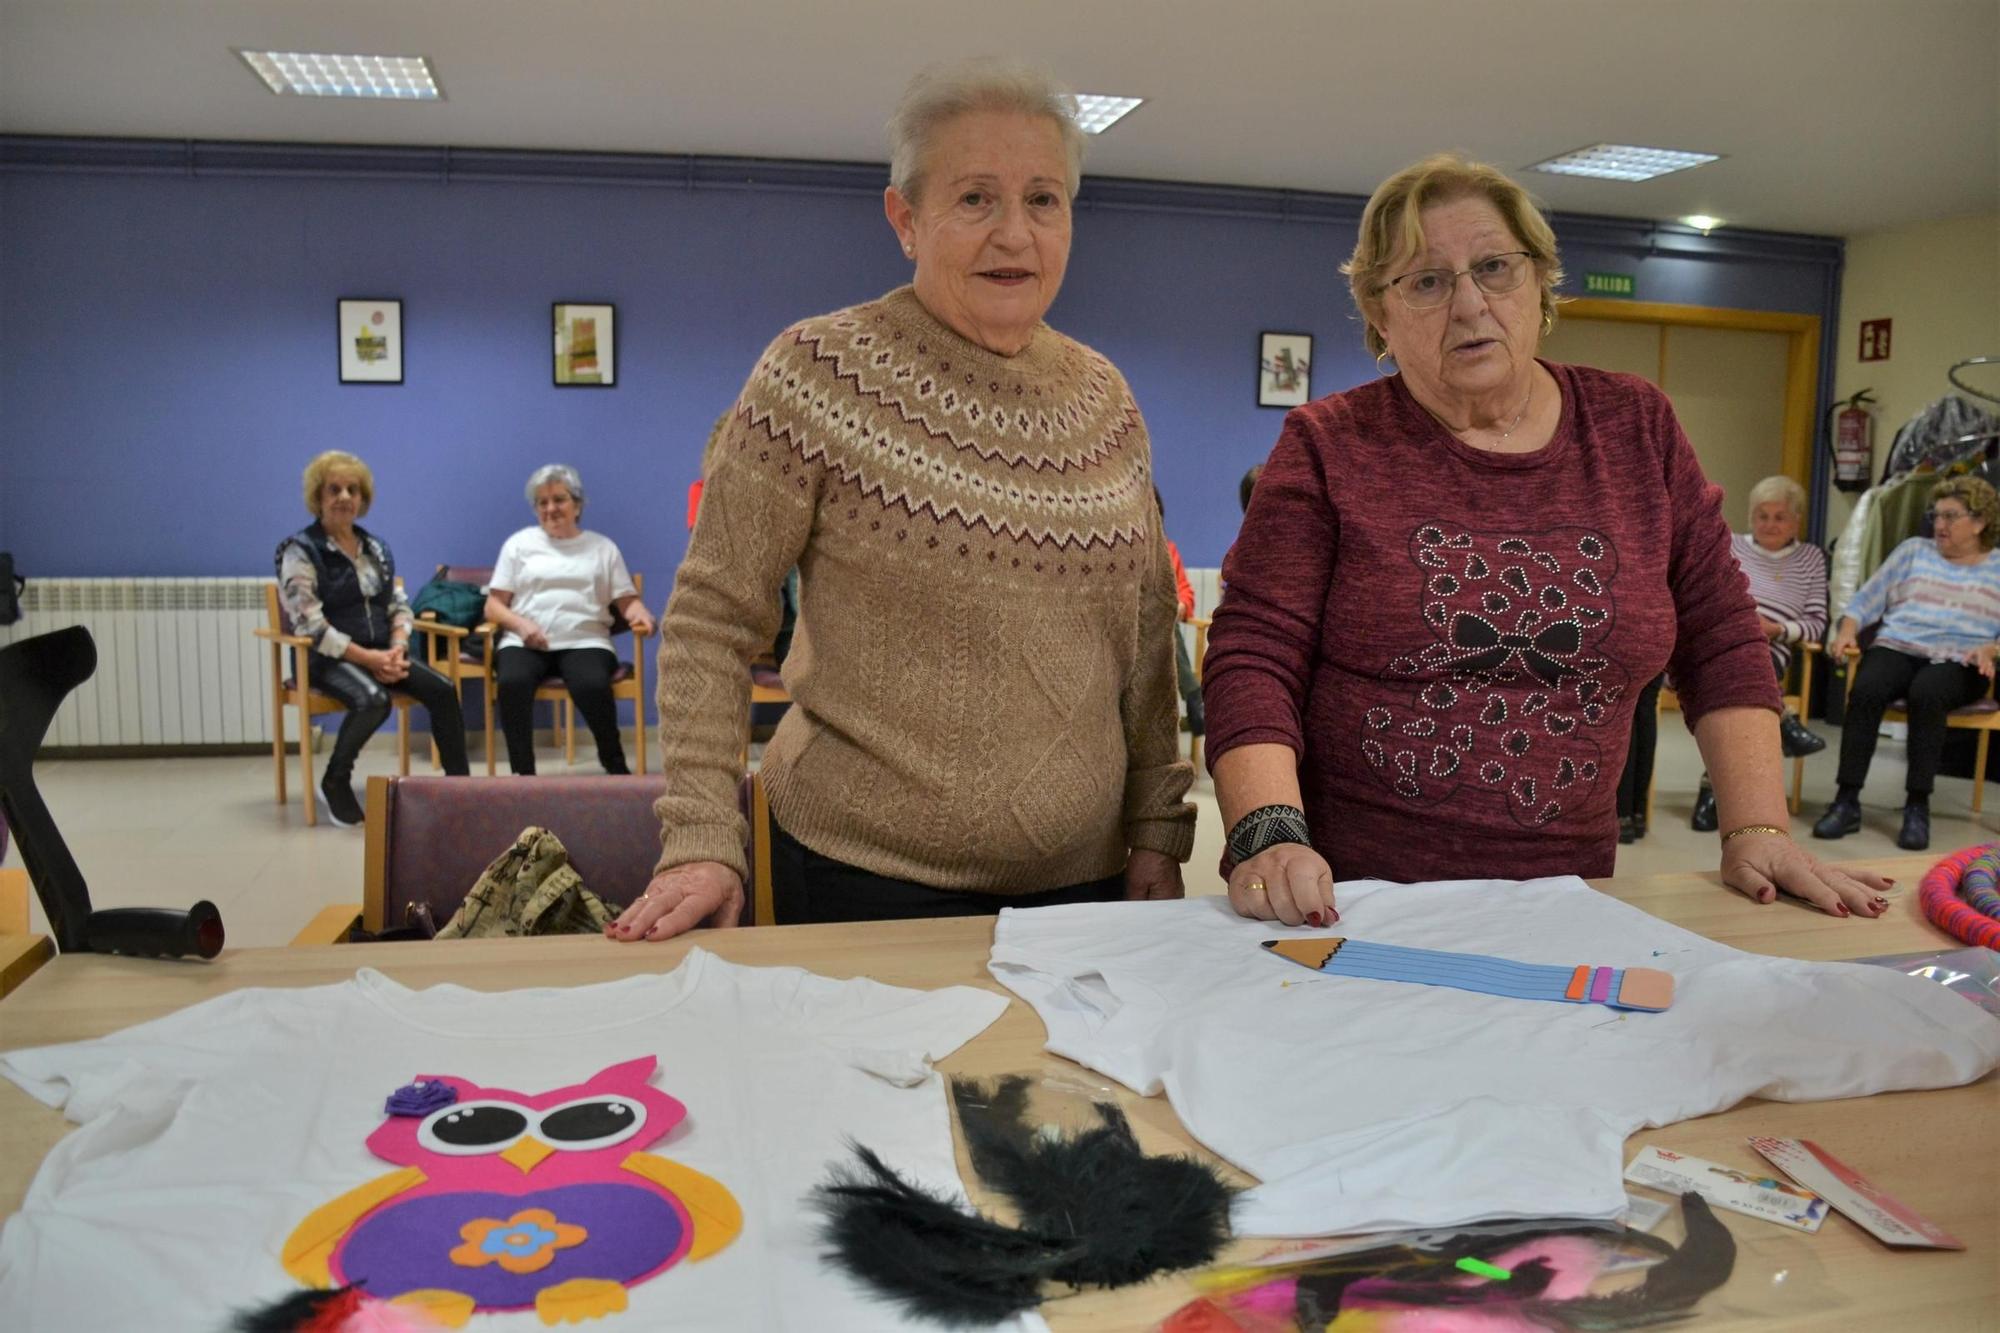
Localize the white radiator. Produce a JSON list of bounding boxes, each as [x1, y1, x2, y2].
[[0, 578, 275, 747]]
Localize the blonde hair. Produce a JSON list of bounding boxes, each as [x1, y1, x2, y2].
[[1342, 153, 1566, 358], [1930, 475, 2000, 551], [302, 451, 374, 519], [887, 60, 1085, 205], [1746, 474, 1807, 522]]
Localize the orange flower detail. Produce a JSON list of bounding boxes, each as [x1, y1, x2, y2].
[[449, 1208, 588, 1274]]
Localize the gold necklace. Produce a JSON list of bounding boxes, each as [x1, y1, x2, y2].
[[1438, 378, 1534, 446]]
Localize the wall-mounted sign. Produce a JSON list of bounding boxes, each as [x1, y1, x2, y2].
[[1859, 318, 1893, 362], [1583, 271, 1635, 298]]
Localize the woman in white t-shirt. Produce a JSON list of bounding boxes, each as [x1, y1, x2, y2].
[[486, 465, 655, 774]]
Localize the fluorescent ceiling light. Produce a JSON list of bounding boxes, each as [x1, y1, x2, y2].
[[1527, 143, 1719, 182], [1681, 214, 1723, 233], [1072, 94, 1143, 134], [236, 50, 442, 100]]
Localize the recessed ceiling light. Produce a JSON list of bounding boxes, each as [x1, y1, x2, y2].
[[1072, 94, 1143, 134], [235, 50, 442, 100], [1527, 143, 1720, 182], [1681, 214, 1723, 233]]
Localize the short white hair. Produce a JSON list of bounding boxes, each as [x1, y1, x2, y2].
[[887, 60, 1085, 205], [1746, 474, 1806, 520], [526, 463, 584, 511]]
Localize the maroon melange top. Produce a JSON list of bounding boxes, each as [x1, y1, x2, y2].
[[1205, 361, 1780, 882]]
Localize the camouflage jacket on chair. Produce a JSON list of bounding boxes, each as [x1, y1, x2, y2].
[[436, 827, 617, 939]]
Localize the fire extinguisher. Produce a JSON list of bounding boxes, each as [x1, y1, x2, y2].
[[1829, 389, 1876, 492]]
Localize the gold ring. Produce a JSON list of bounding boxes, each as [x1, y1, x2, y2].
[[1247, 879, 1267, 894]]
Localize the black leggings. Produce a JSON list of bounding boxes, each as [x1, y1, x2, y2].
[[770, 820, 1124, 924], [1839, 646, 1987, 796], [1615, 674, 1665, 819], [496, 646, 626, 775], [308, 656, 469, 781]]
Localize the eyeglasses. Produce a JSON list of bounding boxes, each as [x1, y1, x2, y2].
[[1387, 252, 1534, 309], [1928, 507, 1974, 525]]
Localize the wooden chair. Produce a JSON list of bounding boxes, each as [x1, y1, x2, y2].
[[255, 583, 466, 827], [288, 770, 777, 943], [1648, 642, 1820, 826], [0, 867, 55, 999], [1840, 647, 2000, 813], [420, 563, 504, 774], [430, 569, 651, 776]]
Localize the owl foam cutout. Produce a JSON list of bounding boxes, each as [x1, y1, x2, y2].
[[282, 1056, 741, 1326]]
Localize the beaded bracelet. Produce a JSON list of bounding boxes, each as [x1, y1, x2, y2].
[[1721, 824, 1788, 842], [1227, 804, 1313, 865]]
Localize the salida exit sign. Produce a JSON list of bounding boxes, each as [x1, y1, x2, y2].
[[1584, 272, 1636, 298]]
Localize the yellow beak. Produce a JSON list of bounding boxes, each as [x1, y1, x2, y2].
[[501, 1136, 555, 1174]]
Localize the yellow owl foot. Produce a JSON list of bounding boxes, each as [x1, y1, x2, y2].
[[392, 1289, 477, 1328], [536, 1278, 629, 1325]]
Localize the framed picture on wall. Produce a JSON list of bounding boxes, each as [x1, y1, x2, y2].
[[337, 299, 403, 384], [553, 302, 616, 387], [1258, 331, 1312, 408]]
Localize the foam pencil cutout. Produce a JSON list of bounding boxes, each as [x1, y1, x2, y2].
[[1262, 937, 1675, 1012]]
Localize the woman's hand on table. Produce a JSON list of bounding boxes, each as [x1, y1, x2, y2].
[[1719, 829, 1893, 918], [1123, 849, 1184, 900], [1227, 843, 1337, 927], [608, 861, 744, 941], [1973, 643, 1999, 681]]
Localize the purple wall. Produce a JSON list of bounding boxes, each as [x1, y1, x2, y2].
[[0, 142, 1842, 594]]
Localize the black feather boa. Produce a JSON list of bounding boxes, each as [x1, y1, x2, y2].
[[810, 1075, 1235, 1324]]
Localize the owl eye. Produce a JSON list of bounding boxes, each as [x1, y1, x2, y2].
[[418, 1100, 531, 1155], [538, 1096, 647, 1151]]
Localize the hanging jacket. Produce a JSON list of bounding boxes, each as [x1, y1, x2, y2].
[[1882, 395, 2000, 480]]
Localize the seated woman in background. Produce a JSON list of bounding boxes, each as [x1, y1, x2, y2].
[[1689, 474, 1829, 830], [276, 451, 469, 826], [486, 464, 654, 776], [1817, 475, 2000, 851]]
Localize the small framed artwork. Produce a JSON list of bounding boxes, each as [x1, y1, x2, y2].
[[338, 299, 403, 384], [1258, 331, 1312, 408], [554, 302, 616, 387]]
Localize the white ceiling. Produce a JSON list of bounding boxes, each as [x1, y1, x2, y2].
[[2, 0, 1995, 237]]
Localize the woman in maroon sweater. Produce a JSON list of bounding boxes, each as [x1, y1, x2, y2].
[[1204, 154, 1892, 923]]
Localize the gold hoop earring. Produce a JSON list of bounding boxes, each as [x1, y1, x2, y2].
[[1542, 308, 1555, 337], [1375, 348, 1397, 376]]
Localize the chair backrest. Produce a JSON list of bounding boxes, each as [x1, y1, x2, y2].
[[365, 772, 765, 932], [266, 582, 292, 636], [439, 564, 495, 587]]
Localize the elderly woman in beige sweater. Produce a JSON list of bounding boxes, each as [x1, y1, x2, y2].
[[611, 63, 1195, 940]]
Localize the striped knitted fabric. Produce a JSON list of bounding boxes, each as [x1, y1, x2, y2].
[[653, 287, 1195, 892], [1730, 534, 1827, 677]]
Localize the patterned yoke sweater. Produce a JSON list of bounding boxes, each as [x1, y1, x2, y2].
[[654, 287, 1196, 892]]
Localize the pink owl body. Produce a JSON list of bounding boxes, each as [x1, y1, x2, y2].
[[321, 1057, 709, 1313]]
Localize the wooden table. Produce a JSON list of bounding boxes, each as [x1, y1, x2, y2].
[[2, 856, 1994, 1330]]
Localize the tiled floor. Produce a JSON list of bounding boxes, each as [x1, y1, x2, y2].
[[10, 721, 1997, 950]]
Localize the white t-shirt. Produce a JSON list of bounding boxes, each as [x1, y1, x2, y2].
[[0, 950, 1040, 1333], [988, 880, 2000, 1238], [489, 527, 638, 653]]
